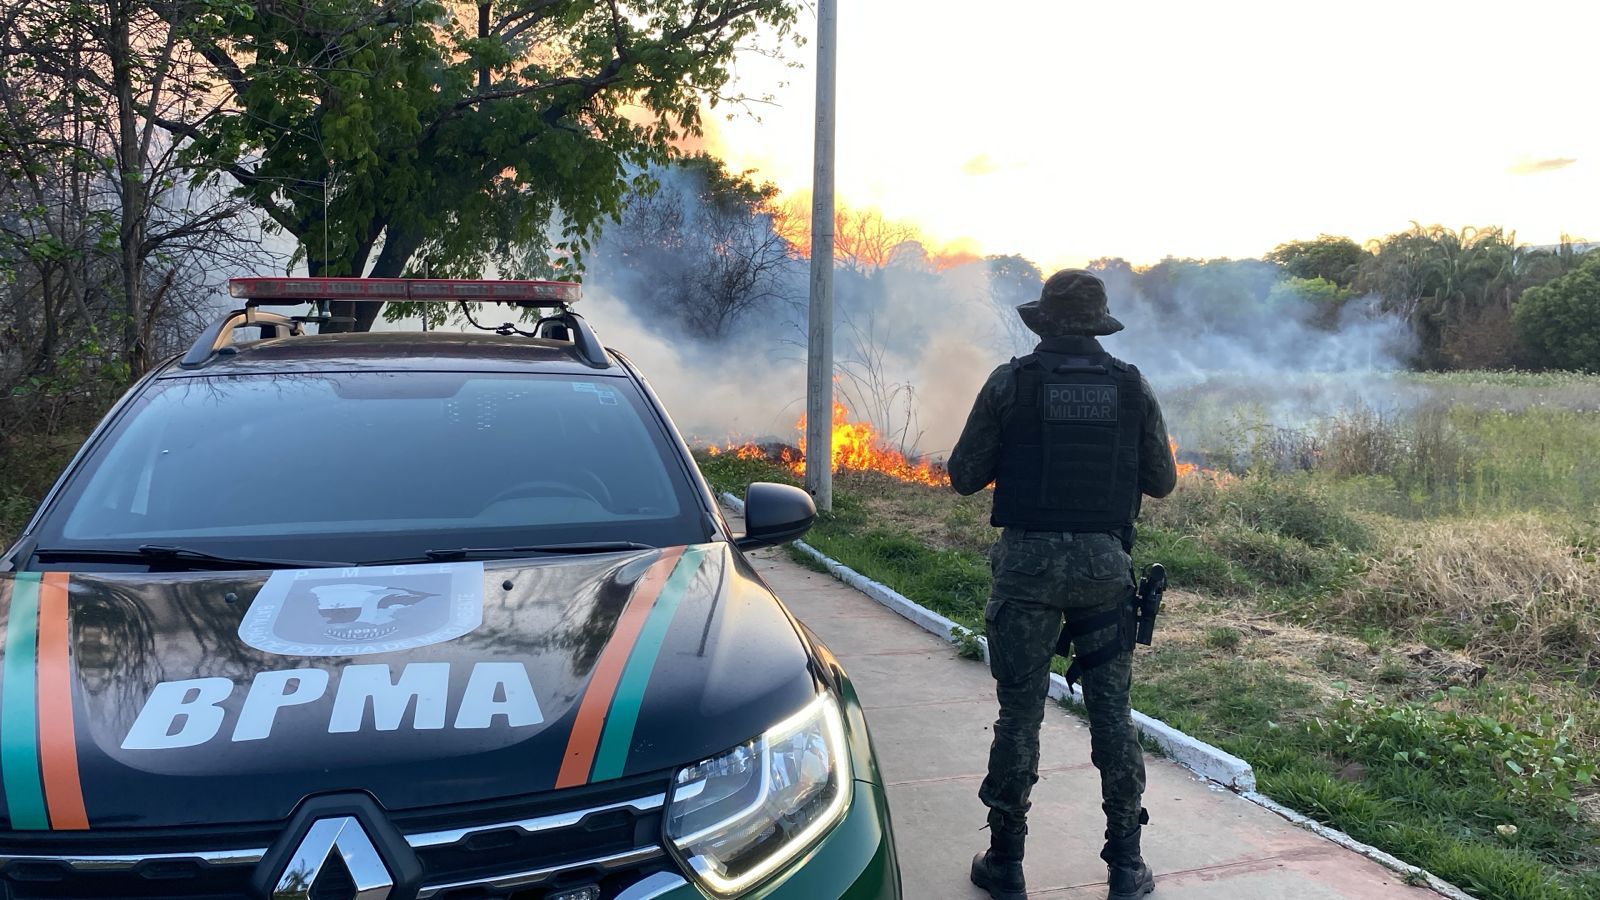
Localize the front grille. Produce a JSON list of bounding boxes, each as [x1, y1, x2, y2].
[[0, 777, 680, 900], [0, 848, 264, 899], [407, 777, 673, 900]]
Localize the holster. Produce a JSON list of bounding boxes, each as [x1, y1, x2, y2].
[[1058, 592, 1136, 689], [1059, 563, 1165, 688]]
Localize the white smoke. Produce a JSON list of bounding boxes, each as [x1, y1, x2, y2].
[[577, 169, 1417, 462]]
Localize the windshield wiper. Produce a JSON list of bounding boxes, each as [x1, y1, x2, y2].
[[422, 541, 656, 562], [32, 545, 352, 571]]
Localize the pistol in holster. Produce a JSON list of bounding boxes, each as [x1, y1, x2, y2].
[[1059, 563, 1166, 689]]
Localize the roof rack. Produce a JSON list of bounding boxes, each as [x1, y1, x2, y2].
[[179, 277, 609, 370]]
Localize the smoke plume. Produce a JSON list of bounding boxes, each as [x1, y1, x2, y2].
[[577, 166, 1416, 460]]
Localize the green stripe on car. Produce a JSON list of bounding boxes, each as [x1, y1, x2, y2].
[[2, 573, 47, 829], [591, 546, 709, 781]]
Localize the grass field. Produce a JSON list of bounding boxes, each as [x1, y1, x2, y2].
[[698, 372, 1600, 900]]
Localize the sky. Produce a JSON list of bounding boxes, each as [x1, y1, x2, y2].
[[703, 0, 1599, 269]]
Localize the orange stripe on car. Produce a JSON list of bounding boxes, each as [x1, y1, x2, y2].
[[554, 547, 684, 789], [36, 572, 88, 830]]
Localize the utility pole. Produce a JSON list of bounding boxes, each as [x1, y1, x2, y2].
[[804, 0, 837, 511]]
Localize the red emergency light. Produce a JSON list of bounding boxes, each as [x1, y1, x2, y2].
[[228, 277, 581, 306]]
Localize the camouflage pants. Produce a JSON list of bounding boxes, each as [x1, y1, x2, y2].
[[979, 528, 1146, 840]]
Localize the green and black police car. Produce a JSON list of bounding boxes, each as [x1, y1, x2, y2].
[[0, 278, 901, 900]]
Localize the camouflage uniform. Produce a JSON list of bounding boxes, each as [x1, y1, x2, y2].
[[950, 354, 1175, 839], [949, 270, 1176, 899]]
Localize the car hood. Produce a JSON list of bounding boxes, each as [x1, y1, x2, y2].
[[0, 543, 817, 830]]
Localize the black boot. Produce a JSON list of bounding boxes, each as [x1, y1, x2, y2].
[[1101, 810, 1155, 900], [970, 824, 1026, 900]]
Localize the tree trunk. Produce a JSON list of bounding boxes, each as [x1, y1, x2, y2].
[[109, 0, 145, 376], [315, 221, 387, 333], [341, 224, 428, 332], [478, 4, 492, 91]]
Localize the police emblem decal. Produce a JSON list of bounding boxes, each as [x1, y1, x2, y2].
[[239, 562, 485, 657]]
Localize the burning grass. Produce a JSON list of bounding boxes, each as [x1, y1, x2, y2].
[[707, 399, 949, 487]]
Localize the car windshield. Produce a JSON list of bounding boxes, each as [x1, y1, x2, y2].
[[33, 371, 707, 565]]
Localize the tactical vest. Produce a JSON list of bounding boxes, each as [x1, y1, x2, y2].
[[991, 345, 1145, 533]]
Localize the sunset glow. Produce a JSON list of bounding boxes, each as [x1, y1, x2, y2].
[[707, 0, 1598, 268]]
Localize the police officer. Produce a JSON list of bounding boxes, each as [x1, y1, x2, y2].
[[949, 269, 1177, 900]]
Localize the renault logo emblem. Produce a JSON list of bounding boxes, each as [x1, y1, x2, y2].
[[272, 816, 394, 900]]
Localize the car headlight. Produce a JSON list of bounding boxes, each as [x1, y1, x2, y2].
[[665, 692, 852, 896]]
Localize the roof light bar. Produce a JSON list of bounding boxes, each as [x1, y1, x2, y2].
[[228, 277, 580, 305]]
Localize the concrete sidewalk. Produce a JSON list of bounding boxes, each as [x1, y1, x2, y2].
[[748, 547, 1433, 899]]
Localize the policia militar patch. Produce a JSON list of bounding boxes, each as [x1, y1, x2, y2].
[[1042, 382, 1119, 424]]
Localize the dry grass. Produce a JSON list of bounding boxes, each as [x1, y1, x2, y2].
[[841, 470, 995, 556], [1158, 589, 1484, 706], [1340, 515, 1599, 672]]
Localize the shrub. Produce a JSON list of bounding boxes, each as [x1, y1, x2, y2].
[[1133, 526, 1250, 596], [1225, 475, 1374, 552], [1204, 626, 1242, 651], [1515, 254, 1600, 373], [1321, 402, 1404, 478], [1207, 524, 1335, 589], [1316, 689, 1598, 821], [1338, 516, 1598, 672]]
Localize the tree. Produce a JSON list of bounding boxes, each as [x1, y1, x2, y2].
[[160, 0, 799, 331], [595, 153, 796, 338], [986, 253, 1042, 353], [1266, 276, 1352, 331], [1354, 224, 1561, 369], [1265, 235, 1366, 287], [1514, 253, 1600, 372], [1, 0, 259, 407], [775, 197, 921, 274]]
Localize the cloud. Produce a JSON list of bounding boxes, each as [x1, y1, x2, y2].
[[1508, 156, 1578, 175]]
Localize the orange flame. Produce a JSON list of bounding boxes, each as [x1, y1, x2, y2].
[[1171, 437, 1236, 484], [795, 402, 950, 487], [1171, 438, 1197, 478], [704, 400, 949, 487]]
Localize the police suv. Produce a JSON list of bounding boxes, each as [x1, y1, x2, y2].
[[0, 279, 901, 900]]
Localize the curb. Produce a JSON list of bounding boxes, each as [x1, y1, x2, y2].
[[1241, 792, 1478, 900], [721, 491, 1477, 899]]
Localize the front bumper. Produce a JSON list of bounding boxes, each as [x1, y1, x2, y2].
[[630, 778, 901, 899]]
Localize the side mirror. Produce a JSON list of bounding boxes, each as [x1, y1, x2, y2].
[[734, 482, 817, 551]]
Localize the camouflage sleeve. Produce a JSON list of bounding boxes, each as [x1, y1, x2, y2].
[[947, 364, 1014, 496], [1139, 375, 1178, 499]]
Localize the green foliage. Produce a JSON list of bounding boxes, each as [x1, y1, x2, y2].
[[1132, 653, 1600, 900], [1203, 626, 1241, 651], [694, 451, 799, 498], [1140, 475, 1368, 601], [1207, 524, 1349, 591], [693, 393, 1600, 899], [1514, 254, 1600, 372], [1166, 373, 1600, 517], [953, 628, 986, 661], [804, 526, 991, 631], [0, 427, 90, 548], [1317, 689, 1597, 821], [1353, 224, 1580, 370], [1131, 526, 1251, 597], [1132, 256, 1282, 331], [176, 0, 800, 282], [1265, 276, 1354, 330], [1265, 235, 1367, 287], [1224, 475, 1373, 551]]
